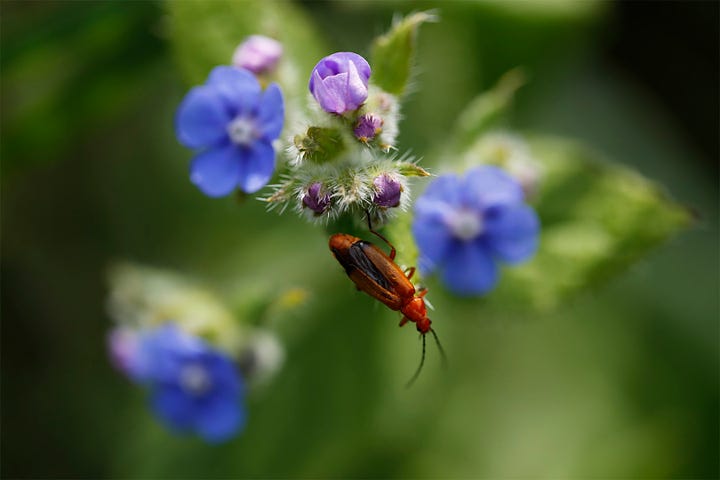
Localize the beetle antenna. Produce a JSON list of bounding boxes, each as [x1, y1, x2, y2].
[[430, 328, 448, 370], [405, 334, 426, 388]]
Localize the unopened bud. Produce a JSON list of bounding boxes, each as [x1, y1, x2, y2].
[[372, 174, 403, 208], [302, 182, 331, 214], [309, 52, 371, 114], [354, 114, 383, 143], [107, 327, 141, 379], [232, 35, 283, 75]]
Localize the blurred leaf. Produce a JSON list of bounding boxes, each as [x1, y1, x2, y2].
[[386, 208, 419, 272], [1, 2, 164, 176], [450, 68, 526, 152], [167, 0, 324, 103], [485, 135, 692, 311], [370, 11, 437, 95]]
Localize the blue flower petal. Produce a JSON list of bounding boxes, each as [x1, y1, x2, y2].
[[203, 353, 243, 395], [412, 213, 452, 275], [462, 166, 524, 210], [237, 141, 275, 194], [134, 325, 206, 382], [206, 66, 261, 114], [190, 144, 242, 197], [207, 66, 259, 92], [175, 86, 230, 149], [195, 394, 245, 443], [484, 204, 540, 264], [418, 174, 463, 205], [440, 241, 498, 296], [257, 83, 284, 141], [151, 385, 196, 431]]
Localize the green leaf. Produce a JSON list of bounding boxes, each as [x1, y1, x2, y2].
[[450, 68, 526, 152], [485, 135, 692, 311], [370, 11, 437, 95], [167, 0, 324, 102], [397, 162, 431, 177]]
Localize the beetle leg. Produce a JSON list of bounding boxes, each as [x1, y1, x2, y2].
[[416, 287, 428, 298], [399, 316, 409, 328], [404, 266, 416, 280], [365, 210, 396, 260]]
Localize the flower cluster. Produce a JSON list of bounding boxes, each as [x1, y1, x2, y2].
[[265, 51, 426, 224], [173, 33, 426, 225], [413, 166, 540, 295]]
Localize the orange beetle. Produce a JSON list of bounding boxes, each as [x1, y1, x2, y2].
[[329, 218, 445, 386], [329, 233, 431, 334]]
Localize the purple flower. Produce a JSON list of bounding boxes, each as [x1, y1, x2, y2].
[[308, 52, 371, 114], [372, 174, 402, 208], [118, 324, 245, 443], [354, 114, 383, 142], [412, 166, 540, 296], [176, 66, 284, 197], [232, 35, 283, 75], [302, 182, 331, 214]]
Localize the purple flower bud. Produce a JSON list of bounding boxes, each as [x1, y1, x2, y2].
[[372, 174, 403, 208], [308, 52, 371, 114], [302, 182, 331, 214], [107, 327, 141, 378], [232, 35, 283, 74], [354, 114, 383, 142]]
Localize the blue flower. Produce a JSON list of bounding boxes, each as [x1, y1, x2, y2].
[[412, 166, 540, 296], [129, 324, 245, 443], [176, 66, 284, 197]]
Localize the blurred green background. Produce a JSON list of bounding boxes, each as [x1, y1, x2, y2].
[[2, 1, 717, 478]]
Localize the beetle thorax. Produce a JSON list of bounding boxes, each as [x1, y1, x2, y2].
[[401, 297, 430, 333]]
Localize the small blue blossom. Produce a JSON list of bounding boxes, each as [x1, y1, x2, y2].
[[118, 324, 245, 443], [412, 166, 540, 296], [309, 52, 371, 114], [176, 66, 284, 197]]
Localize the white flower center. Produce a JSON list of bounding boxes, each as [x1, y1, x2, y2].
[[446, 208, 483, 241], [227, 116, 257, 145], [179, 363, 212, 395]]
